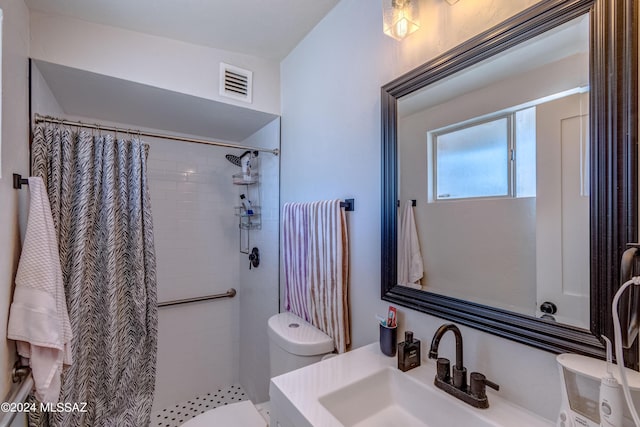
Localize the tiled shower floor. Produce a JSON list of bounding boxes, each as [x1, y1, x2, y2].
[[151, 384, 257, 426]]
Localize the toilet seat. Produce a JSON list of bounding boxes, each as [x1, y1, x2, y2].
[[180, 400, 266, 427]]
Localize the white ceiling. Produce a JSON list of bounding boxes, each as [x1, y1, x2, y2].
[[24, 0, 340, 60]]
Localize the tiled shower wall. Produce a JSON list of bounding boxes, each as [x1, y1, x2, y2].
[[150, 119, 280, 409], [149, 136, 241, 410]]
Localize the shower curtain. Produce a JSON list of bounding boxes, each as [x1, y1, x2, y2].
[[29, 123, 158, 427]]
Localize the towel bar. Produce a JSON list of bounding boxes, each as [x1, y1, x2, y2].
[[12, 174, 29, 189], [0, 371, 34, 427], [11, 362, 30, 383], [158, 288, 237, 308], [340, 199, 355, 211]]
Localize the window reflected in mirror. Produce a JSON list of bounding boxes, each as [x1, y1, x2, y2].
[[431, 108, 537, 201]]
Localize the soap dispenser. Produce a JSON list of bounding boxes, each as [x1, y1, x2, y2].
[[398, 331, 421, 372]]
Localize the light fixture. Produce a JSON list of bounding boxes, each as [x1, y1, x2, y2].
[[382, 0, 420, 41], [445, 0, 460, 4]]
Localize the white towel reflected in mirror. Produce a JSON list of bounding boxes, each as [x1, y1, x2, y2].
[[398, 200, 424, 290]]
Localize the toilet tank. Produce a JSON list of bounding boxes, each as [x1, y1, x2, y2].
[[268, 312, 334, 378]]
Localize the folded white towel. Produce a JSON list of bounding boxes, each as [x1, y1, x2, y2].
[[7, 177, 73, 403], [398, 200, 424, 289]]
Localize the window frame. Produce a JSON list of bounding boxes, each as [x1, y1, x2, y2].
[[430, 108, 536, 202]]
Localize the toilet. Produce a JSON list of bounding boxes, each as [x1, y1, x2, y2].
[[181, 311, 334, 426]]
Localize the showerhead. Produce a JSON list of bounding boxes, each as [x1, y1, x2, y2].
[[225, 154, 242, 166], [225, 150, 256, 166], [225, 151, 250, 167]]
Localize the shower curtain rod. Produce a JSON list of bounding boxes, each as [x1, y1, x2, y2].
[[33, 114, 280, 156]]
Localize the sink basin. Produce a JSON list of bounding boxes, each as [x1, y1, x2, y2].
[[318, 367, 495, 427], [270, 343, 552, 427]]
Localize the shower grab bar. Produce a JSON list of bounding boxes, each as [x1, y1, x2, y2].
[[0, 372, 34, 427], [158, 288, 237, 308]]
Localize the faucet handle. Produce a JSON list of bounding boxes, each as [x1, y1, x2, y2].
[[485, 378, 499, 391], [469, 372, 499, 399]]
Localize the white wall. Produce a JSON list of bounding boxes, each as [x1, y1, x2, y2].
[[415, 197, 537, 311], [0, 0, 30, 401], [280, 0, 563, 420], [29, 11, 281, 116], [238, 119, 280, 404], [31, 60, 64, 116]]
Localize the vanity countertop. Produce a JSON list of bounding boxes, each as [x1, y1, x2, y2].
[[269, 343, 554, 427]]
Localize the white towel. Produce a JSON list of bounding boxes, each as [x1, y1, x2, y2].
[[398, 200, 424, 289], [7, 177, 73, 403]]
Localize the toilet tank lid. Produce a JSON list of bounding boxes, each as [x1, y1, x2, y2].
[[268, 312, 334, 356]]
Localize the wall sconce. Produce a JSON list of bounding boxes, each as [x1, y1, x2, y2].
[[382, 0, 420, 41]]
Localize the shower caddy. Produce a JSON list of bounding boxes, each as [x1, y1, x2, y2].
[[233, 152, 261, 254]]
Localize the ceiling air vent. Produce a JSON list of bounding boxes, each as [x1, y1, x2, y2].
[[220, 63, 253, 103]]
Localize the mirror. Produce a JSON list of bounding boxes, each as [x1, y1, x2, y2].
[[381, 0, 637, 362], [398, 15, 590, 328]]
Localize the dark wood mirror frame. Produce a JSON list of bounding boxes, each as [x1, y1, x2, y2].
[[381, 0, 638, 365]]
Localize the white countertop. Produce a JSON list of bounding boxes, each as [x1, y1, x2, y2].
[[269, 343, 554, 427]]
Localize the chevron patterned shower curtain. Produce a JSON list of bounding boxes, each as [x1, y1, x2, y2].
[[29, 124, 158, 427]]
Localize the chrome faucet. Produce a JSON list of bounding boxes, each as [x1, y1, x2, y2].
[[428, 323, 499, 409]]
